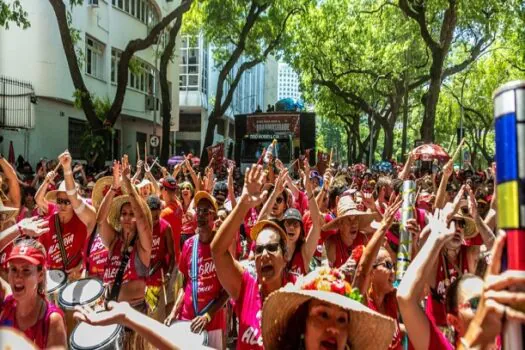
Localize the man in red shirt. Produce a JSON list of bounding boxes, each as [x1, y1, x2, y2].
[[160, 176, 182, 264], [37, 151, 96, 280], [165, 191, 228, 349]]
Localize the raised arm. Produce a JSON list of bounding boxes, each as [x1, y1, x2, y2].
[[184, 160, 200, 192], [0, 156, 21, 208], [58, 152, 96, 233], [227, 164, 237, 209], [211, 165, 266, 301], [143, 162, 160, 196], [467, 186, 495, 250], [0, 217, 49, 252], [397, 208, 456, 350], [131, 160, 144, 184], [121, 155, 152, 267], [434, 159, 453, 209], [35, 170, 57, 211], [301, 160, 324, 266], [354, 198, 402, 296], [96, 161, 120, 248], [397, 151, 415, 181], [257, 169, 287, 221]]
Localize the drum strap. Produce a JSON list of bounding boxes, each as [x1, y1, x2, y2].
[[84, 226, 98, 274], [191, 235, 214, 316], [54, 214, 69, 271], [108, 234, 138, 302]]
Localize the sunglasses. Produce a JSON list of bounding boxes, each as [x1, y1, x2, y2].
[[254, 242, 280, 256], [453, 219, 466, 229], [196, 208, 215, 215], [56, 198, 71, 206], [276, 197, 284, 204], [459, 296, 480, 311], [374, 261, 395, 270]]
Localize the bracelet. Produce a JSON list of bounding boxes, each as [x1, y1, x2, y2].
[[66, 188, 77, 196], [203, 313, 211, 323], [73, 202, 86, 215], [64, 170, 73, 176]]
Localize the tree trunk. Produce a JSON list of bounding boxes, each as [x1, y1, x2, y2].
[[159, 11, 187, 164], [420, 53, 445, 142], [382, 124, 394, 160]]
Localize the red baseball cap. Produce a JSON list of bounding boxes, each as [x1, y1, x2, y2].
[[7, 245, 46, 266], [161, 176, 177, 190]]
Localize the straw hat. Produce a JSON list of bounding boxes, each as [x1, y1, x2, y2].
[[91, 176, 125, 210], [452, 212, 477, 239], [44, 180, 80, 203], [107, 195, 152, 232], [0, 199, 18, 223], [194, 191, 218, 212], [136, 179, 152, 190], [250, 219, 288, 242], [322, 196, 376, 232], [262, 267, 395, 350]]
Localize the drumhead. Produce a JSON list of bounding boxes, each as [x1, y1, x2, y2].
[[58, 278, 104, 309], [46, 269, 67, 294], [0, 327, 37, 350], [70, 322, 121, 350], [169, 321, 208, 346]]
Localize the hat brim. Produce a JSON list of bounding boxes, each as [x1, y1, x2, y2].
[[0, 327, 38, 349], [262, 289, 395, 350], [91, 177, 116, 210], [6, 254, 42, 266], [44, 181, 81, 203], [321, 212, 376, 232], [194, 191, 219, 212], [250, 220, 288, 242], [107, 195, 152, 232]]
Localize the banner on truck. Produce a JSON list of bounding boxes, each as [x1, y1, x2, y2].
[[247, 114, 300, 137]]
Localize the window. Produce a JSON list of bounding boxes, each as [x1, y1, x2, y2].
[[111, 48, 121, 82], [86, 35, 105, 80], [111, 47, 155, 93], [113, 0, 158, 25], [179, 34, 204, 92], [179, 113, 201, 132]]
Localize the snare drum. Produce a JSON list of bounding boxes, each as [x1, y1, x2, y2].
[[70, 322, 124, 350], [169, 321, 208, 347], [46, 269, 67, 304], [58, 278, 104, 337]]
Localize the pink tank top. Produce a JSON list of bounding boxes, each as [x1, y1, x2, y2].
[[0, 295, 65, 349], [103, 236, 144, 285]]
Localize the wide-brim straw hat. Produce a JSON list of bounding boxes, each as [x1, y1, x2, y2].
[[250, 219, 288, 242], [322, 196, 376, 232], [107, 195, 152, 232], [194, 191, 219, 212], [45, 180, 80, 203], [91, 176, 126, 210], [453, 212, 477, 239], [262, 284, 395, 350], [0, 199, 18, 222]]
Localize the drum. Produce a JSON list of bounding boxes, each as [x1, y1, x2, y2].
[[169, 321, 208, 347], [0, 326, 37, 350], [46, 269, 67, 304], [70, 322, 124, 350], [58, 278, 105, 337]]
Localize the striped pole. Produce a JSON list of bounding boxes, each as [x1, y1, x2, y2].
[[493, 80, 525, 349]]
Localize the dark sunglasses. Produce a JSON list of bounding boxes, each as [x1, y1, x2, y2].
[[254, 242, 280, 256], [374, 261, 394, 270], [276, 197, 284, 204], [56, 198, 71, 206], [196, 208, 215, 215], [459, 296, 480, 311], [453, 219, 466, 229]]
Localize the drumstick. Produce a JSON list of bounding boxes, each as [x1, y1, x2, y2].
[[450, 138, 465, 163], [137, 143, 141, 162], [144, 142, 147, 162], [161, 267, 168, 306]]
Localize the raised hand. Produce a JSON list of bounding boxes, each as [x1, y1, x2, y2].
[[275, 159, 285, 172], [362, 192, 376, 210], [58, 150, 72, 169], [45, 170, 57, 184], [443, 158, 454, 177], [17, 217, 50, 237], [323, 171, 333, 191], [427, 208, 456, 243], [73, 163, 83, 173], [380, 195, 402, 228], [241, 165, 267, 207], [274, 168, 288, 194], [112, 160, 121, 189], [74, 301, 130, 327], [121, 155, 130, 178], [466, 185, 478, 219]]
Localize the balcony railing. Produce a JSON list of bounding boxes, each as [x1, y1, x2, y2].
[[0, 75, 35, 129]]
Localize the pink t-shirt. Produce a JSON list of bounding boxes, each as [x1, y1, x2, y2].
[[234, 270, 264, 349], [179, 237, 225, 331], [428, 316, 453, 350]]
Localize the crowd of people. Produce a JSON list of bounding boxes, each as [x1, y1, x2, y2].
[[0, 146, 524, 350]]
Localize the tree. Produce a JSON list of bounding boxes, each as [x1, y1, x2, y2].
[[192, 0, 309, 166], [1, 0, 29, 29], [399, 0, 513, 142], [49, 0, 192, 133]]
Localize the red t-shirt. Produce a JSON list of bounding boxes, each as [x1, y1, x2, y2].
[[85, 233, 108, 280], [0, 295, 65, 349], [103, 237, 143, 285], [367, 291, 403, 350], [147, 219, 170, 287], [329, 232, 368, 269], [40, 212, 88, 270], [161, 200, 183, 263], [235, 270, 264, 350], [178, 237, 225, 331], [287, 249, 307, 277]]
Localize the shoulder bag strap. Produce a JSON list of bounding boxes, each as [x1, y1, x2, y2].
[[190, 235, 214, 316], [53, 214, 69, 271], [84, 226, 98, 274], [107, 234, 138, 302]]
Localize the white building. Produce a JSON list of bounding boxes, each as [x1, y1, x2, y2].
[[277, 62, 301, 101], [0, 0, 180, 166], [176, 33, 273, 159]]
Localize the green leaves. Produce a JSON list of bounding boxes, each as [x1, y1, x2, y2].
[[1, 0, 30, 29]]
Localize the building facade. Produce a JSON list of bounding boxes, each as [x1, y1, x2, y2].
[[277, 62, 301, 101], [0, 0, 180, 165]]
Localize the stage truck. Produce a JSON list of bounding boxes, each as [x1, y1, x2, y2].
[[234, 111, 316, 172]]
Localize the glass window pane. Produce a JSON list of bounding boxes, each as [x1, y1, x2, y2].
[[188, 65, 198, 74], [188, 75, 198, 86], [179, 75, 187, 87]]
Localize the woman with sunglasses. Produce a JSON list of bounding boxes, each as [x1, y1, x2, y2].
[[36, 151, 97, 281], [257, 170, 290, 221], [212, 165, 294, 349], [0, 238, 67, 349]]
